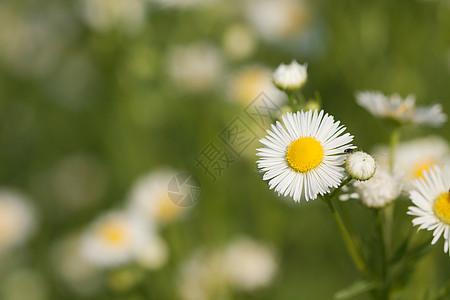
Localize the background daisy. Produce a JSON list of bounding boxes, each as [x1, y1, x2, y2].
[[80, 210, 150, 267], [0, 189, 36, 253], [373, 136, 450, 190], [408, 165, 450, 254], [127, 168, 188, 226], [222, 237, 277, 291], [356, 91, 447, 127]]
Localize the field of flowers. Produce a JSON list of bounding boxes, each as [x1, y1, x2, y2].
[[0, 0, 450, 299]]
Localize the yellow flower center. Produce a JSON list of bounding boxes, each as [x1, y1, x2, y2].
[[433, 192, 450, 225], [412, 160, 436, 179], [233, 68, 266, 104], [99, 221, 128, 246], [286, 137, 324, 173], [157, 196, 182, 222]]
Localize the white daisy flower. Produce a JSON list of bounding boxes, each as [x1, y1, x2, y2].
[[80, 0, 146, 33], [345, 151, 376, 181], [373, 136, 450, 190], [0, 189, 36, 253], [149, 0, 216, 9], [167, 43, 224, 93], [408, 165, 450, 254], [177, 249, 228, 300], [127, 168, 188, 225], [51, 234, 101, 294], [228, 65, 286, 105], [273, 60, 307, 91], [353, 166, 403, 208], [257, 110, 354, 202], [355, 91, 447, 127], [134, 234, 169, 270], [222, 24, 257, 60], [244, 0, 312, 41], [222, 237, 277, 291], [80, 211, 150, 267]]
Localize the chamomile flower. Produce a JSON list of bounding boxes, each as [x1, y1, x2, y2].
[[134, 234, 169, 270], [257, 110, 354, 202], [373, 136, 450, 190], [222, 237, 277, 291], [177, 249, 227, 300], [80, 211, 150, 267], [244, 0, 312, 41], [80, 0, 146, 33], [51, 234, 101, 294], [355, 91, 447, 127], [167, 43, 224, 93], [0, 189, 36, 253], [127, 168, 188, 225], [228, 65, 286, 105], [408, 165, 450, 254]]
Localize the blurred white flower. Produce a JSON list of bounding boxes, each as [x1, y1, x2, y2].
[[177, 249, 227, 300], [0, 190, 36, 253], [51, 234, 101, 294], [80, 211, 151, 267], [0, 4, 75, 78], [374, 136, 450, 190], [134, 234, 169, 270], [408, 164, 450, 255], [272, 60, 308, 91], [353, 166, 402, 208], [222, 237, 278, 291], [222, 24, 257, 60], [178, 237, 278, 299], [80, 0, 146, 33], [127, 168, 188, 225], [167, 42, 224, 93], [346, 151, 376, 181], [356, 91, 447, 127], [244, 0, 312, 41], [228, 65, 286, 105], [149, 0, 216, 8]]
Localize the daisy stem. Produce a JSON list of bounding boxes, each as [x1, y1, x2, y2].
[[294, 91, 306, 108], [389, 128, 400, 174], [375, 208, 389, 299], [321, 193, 366, 275], [287, 93, 299, 111]]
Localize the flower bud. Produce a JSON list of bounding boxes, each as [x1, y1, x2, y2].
[[272, 60, 307, 91], [345, 151, 376, 181]]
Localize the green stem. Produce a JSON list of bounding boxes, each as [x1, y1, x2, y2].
[[384, 203, 394, 257], [329, 177, 352, 199], [294, 91, 306, 108], [375, 209, 389, 299], [287, 93, 298, 111], [389, 128, 400, 174], [321, 194, 366, 275]]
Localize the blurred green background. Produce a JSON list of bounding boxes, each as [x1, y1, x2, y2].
[[0, 0, 449, 299]]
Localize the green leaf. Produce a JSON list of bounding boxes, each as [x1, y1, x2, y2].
[[389, 230, 411, 265], [335, 279, 378, 299]]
